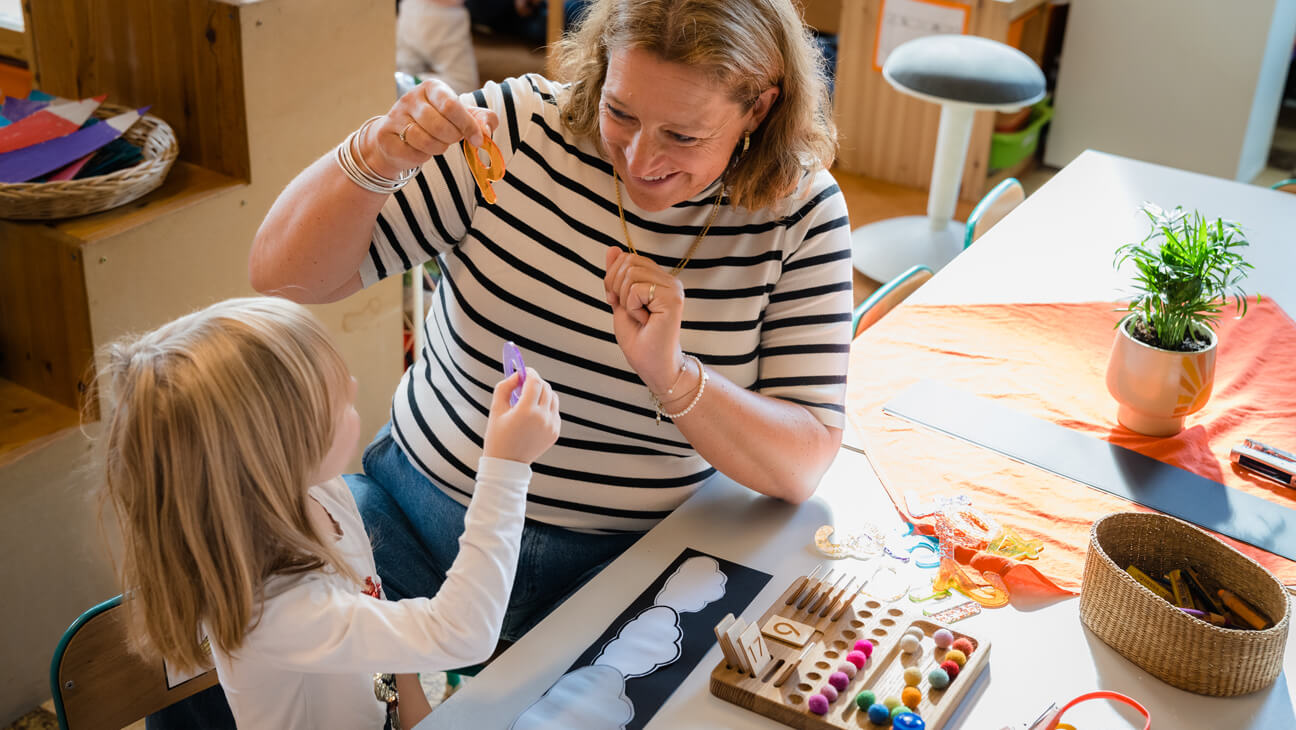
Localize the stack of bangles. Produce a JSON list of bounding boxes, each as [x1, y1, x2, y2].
[[651, 354, 708, 425], [336, 116, 420, 194]]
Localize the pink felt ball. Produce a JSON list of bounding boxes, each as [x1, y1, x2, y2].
[[940, 660, 960, 680], [821, 683, 839, 702], [828, 671, 850, 692], [854, 639, 875, 657], [932, 628, 954, 649], [846, 650, 868, 669], [808, 693, 830, 715], [838, 661, 858, 679], [951, 637, 974, 656]]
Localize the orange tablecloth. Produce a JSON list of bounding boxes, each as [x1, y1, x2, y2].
[[845, 298, 1296, 592]]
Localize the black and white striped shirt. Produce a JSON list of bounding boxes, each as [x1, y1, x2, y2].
[[361, 75, 852, 532]]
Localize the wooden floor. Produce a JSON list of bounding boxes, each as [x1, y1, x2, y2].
[[829, 166, 977, 306]]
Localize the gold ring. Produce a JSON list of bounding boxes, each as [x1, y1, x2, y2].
[[647, 283, 656, 304], [399, 121, 415, 145]]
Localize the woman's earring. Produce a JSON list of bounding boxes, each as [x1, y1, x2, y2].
[[742, 132, 751, 155]]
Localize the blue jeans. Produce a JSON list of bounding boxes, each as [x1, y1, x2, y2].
[[347, 422, 643, 643]]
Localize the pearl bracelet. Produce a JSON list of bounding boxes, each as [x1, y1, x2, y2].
[[652, 354, 708, 424], [335, 116, 419, 194]]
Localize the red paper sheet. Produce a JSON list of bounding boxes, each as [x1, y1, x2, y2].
[[846, 298, 1296, 591]]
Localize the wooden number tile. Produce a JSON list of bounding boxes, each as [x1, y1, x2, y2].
[[760, 615, 815, 648]]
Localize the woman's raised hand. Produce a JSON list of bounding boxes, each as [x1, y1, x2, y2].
[[604, 247, 688, 395], [359, 79, 499, 179]]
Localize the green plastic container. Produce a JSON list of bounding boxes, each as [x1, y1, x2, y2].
[[989, 99, 1053, 171]]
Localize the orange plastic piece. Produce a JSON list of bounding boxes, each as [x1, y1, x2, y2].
[[463, 136, 504, 204]]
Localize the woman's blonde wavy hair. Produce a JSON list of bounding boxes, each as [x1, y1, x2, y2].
[[95, 296, 356, 672], [554, 0, 837, 211]]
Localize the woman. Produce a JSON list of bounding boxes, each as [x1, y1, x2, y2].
[[251, 0, 851, 644]]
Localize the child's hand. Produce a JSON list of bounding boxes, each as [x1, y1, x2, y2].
[[482, 367, 560, 464]]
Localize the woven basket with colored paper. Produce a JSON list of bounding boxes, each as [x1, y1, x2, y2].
[[0, 104, 177, 220]]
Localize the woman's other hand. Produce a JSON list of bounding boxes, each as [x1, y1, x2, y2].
[[483, 368, 561, 464], [361, 79, 499, 179], [604, 246, 688, 394]]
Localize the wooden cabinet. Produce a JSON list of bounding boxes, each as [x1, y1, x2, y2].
[[0, 0, 403, 719]]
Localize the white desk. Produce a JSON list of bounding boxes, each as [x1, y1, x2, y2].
[[420, 151, 1296, 729]]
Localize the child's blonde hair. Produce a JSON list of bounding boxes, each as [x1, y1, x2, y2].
[[97, 296, 358, 672]]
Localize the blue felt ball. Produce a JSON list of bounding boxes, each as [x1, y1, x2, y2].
[[928, 667, 951, 689], [868, 702, 892, 724]]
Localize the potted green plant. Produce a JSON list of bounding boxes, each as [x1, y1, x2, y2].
[[1105, 203, 1255, 436]]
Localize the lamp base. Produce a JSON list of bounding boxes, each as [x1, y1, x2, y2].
[[850, 216, 967, 283]]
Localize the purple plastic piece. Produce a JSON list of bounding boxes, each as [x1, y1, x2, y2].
[[502, 341, 526, 406]]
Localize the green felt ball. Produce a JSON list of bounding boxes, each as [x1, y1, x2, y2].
[[891, 705, 911, 719], [855, 690, 877, 710]]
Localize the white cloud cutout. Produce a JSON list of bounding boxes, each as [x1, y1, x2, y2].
[[653, 556, 727, 613], [510, 665, 634, 730], [593, 605, 682, 678]]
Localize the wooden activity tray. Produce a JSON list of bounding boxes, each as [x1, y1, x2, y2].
[[710, 572, 990, 729]]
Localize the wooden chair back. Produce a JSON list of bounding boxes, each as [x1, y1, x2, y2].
[[852, 265, 934, 337], [51, 595, 219, 730], [964, 177, 1026, 248]]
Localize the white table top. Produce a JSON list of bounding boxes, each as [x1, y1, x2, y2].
[[420, 151, 1296, 729]]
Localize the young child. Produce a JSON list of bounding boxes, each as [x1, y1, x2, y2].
[[97, 296, 560, 729]]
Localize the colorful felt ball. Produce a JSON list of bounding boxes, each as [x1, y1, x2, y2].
[[838, 661, 858, 679], [904, 626, 924, 640], [856, 690, 877, 710], [903, 666, 923, 687], [901, 686, 922, 709], [928, 667, 951, 689], [846, 650, 868, 668], [883, 695, 901, 710], [898, 635, 922, 654], [808, 693, 830, 715], [940, 660, 960, 679], [892, 712, 927, 729], [951, 637, 974, 656], [891, 705, 911, 719], [828, 671, 850, 691], [854, 639, 875, 657], [944, 649, 968, 667], [821, 683, 839, 702], [868, 703, 892, 724], [932, 628, 954, 649]]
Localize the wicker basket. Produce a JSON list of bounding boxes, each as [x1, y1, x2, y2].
[[1079, 512, 1290, 696], [0, 103, 178, 220]]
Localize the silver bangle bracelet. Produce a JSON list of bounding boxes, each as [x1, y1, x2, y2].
[[335, 116, 418, 194]]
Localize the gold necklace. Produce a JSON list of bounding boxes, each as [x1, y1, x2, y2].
[[613, 170, 724, 276]]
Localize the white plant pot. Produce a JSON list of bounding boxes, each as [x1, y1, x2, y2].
[[1105, 317, 1218, 436]]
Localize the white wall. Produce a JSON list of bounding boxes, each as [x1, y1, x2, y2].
[[1045, 0, 1296, 181]]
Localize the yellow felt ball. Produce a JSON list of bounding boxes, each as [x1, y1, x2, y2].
[[903, 666, 923, 686], [944, 649, 968, 667], [901, 686, 922, 709]]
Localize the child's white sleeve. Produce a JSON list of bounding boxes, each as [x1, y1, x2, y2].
[[246, 456, 530, 673]]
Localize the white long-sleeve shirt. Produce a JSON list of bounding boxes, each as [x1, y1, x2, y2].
[[209, 457, 530, 729]]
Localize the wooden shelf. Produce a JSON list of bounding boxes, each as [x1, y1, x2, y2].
[[38, 161, 245, 246], [0, 377, 79, 469]]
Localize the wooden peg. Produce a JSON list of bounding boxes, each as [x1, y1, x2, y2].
[[820, 577, 857, 618], [772, 640, 818, 687], [784, 564, 824, 606], [796, 569, 834, 610], [806, 573, 845, 615]]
